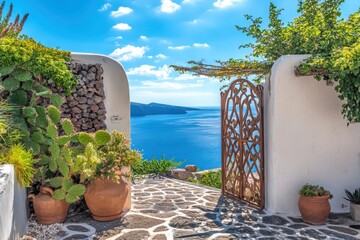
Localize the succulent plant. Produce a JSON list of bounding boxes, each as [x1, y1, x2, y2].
[[0, 66, 14, 75], [9, 90, 28, 105], [94, 130, 111, 146], [344, 188, 360, 204], [299, 184, 333, 199], [47, 105, 61, 124], [78, 132, 94, 146], [11, 69, 32, 81], [50, 93, 63, 108], [2, 77, 20, 91], [22, 107, 37, 118], [49, 177, 86, 204]]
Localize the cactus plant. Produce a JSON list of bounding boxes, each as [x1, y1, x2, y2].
[[0, 66, 14, 75], [48, 105, 60, 124], [50, 93, 63, 108], [9, 90, 28, 105], [22, 107, 37, 118], [2, 77, 20, 91], [78, 132, 94, 146], [11, 69, 32, 81], [21, 81, 34, 91], [94, 130, 111, 146]]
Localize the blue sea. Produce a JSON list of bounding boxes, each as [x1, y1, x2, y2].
[[130, 107, 221, 170]]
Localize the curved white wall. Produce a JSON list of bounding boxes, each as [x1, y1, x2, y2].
[[71, 53, 131, 210], [264, 55, 360, 215]]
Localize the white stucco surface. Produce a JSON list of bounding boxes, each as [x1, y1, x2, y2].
[[0, 164, 28, 240], [264, 55, 360, 215], [71, 53, 131, 210]]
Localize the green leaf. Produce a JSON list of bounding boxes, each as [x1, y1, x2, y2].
[[95, 130, 111, 146], [0, 66, 14, 75], [58, 158, 69, 177], [47, 105, 61, 124], [78, 132, 94, 146], [68, 184, 86, 197], [11, 69, 32, 81], [49, 177, 64, 188], [62, 145, 73, 164], [62, 179, 73, 192], [49, 143, 60, 158], [2, 77, 20, 91], [57, 136, 70, 145], [37, 156, 49, 165], [22, 107, 37, 117], [61, 119, 74, 135], [53, 189, 66, 200], [49, 157, 57, 172], [46, 124, 58, 140], [65, 193, 78, 204], [50, 94, 63, 108]]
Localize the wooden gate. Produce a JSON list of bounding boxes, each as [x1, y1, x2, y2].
[[221, 78, 265, 208]]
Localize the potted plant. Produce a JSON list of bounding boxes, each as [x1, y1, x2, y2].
[[344, 188, 360, 221], [28, 107, 86, 224], [298, 184, 332, 225], [75, 130, 142, 221]]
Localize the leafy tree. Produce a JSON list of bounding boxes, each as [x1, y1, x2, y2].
[[172, 0, 360, 123], [0, 1, 28, 38]]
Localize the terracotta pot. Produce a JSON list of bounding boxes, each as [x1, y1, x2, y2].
[[28, 187, 69, 224], [350, 202, 360, 221], [85, 178, 129, 221], [298, 195, 330, 225]]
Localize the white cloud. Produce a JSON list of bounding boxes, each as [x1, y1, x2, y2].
[[213, 0, 243, 8], [140, 36, 149, 41], [189, 19, 198, 24], [174, 73, 209, 81], [160, 0, 181, 13], [113, 23, 132, 31], [116, 36, 123, 39], [156, 54, 167, 60], [127, 65, 172, 80], [182, 0, 202, 4], [193, 43, 210, 48], [148, 56, 153, 59], [140, 81, 202, 90], [168, 45, 190, 50], [109, 45, 147, 61], [99, 3, 111, 12], [111, 7, 133, 17]]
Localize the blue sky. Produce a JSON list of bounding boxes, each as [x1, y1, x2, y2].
[[10, 0, 358, 106]]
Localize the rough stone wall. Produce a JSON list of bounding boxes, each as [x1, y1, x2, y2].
[[46, 62, 107, 132]]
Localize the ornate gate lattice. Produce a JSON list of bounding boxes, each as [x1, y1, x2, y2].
[[221, 78, 265, 208]]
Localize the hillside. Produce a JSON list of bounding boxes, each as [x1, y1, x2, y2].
[[131, 102, 199, 117]]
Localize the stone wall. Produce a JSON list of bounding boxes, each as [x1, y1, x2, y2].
[[46, 62, 107, 132]]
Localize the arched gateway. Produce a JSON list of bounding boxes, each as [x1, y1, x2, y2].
[[221, 79, 265, 208]]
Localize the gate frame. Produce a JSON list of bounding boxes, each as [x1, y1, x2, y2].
[[221, 78, 265, 209]]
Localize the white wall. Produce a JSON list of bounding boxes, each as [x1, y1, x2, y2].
[[264, 55, 360, 215], [0, 164, 28, 240], [71, 53, 131, 210]]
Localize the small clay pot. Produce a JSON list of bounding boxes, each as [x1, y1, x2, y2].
[[298, 195, 331, 225], [85, 178, 129, 221], [350, 202, 360, 221], [28, 187, 69, 224]]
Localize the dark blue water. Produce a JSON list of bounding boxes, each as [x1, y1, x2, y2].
[[130, 108, 221, 170]]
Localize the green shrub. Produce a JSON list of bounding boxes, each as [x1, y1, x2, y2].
[[132, 157, 182, 176], [299, 184, 332, 198], [188, 170, 222, 189], [1, 143, 34, 187]]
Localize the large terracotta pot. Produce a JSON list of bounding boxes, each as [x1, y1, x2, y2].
[[28, 187, 69, 224], [298, 195, 330, 225], [85, 178, 129, 221]]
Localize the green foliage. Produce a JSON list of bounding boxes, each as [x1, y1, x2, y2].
[[94, 130, 111, 146], [50, 93, 63, 108], [2, 77, 19, 91], [22, 107, 36, 117], [11, 68, 32, 81], [78, 132, 94, 145], [50, 176, 85, 204], [0, 66, 13, 75], [73, 143, 101, 183], [188, 170, 222, 189], [132, 157, 182, 176], [0, 37, 77, 94], [173, 0, 360, 123], [1, 144, 34, 187], [61, 119, 74, 135], [47, 105, 60, 124], [299, 184, 333, 198], [8, 89, 28, 105], [344, 188, 360, 204]]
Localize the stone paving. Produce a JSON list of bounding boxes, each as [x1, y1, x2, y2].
[[24, 176, 360, 239]]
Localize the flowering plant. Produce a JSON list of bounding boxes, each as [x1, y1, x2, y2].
[[75, 130, 142, 184]]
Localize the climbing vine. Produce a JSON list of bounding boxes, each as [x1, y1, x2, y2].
[[172, 0, 360, 123]]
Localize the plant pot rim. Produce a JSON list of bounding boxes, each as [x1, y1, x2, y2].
[[299, 194, 330, 199]]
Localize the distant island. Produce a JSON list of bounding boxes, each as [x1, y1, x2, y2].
[[131, 102, 200, 117]]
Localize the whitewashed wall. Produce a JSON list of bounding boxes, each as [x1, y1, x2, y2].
[[71, 53, 131, 210], [264, 55, 360, 215]]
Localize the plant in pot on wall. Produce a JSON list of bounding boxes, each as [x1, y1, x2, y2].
[[75, 130, 142, 221], [298, 184, 332, 225], [344, 188, 360, 221]]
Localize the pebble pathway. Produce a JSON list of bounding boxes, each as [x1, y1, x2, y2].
[[23, 176, 360, 239]]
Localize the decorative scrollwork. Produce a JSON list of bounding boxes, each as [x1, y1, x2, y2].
[[221, 79, 265, 208]]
